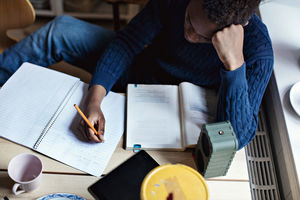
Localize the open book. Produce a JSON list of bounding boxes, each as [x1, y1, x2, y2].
[[126, 83, 217, 150], [0, 63, 125, 176]]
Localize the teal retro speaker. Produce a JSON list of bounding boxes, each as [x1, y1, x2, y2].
[[195, 121, 238, 178]]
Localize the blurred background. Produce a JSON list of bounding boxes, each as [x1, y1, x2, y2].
[[5, 0, 145, 83], [9, 0, 144, 41]]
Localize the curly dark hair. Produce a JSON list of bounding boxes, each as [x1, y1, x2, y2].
[[202, 0, 261, 27]]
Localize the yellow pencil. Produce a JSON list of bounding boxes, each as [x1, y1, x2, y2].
[[74, 104, 99, 136]]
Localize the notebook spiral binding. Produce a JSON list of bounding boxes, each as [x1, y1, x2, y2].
[[33, 80, 81, 149]]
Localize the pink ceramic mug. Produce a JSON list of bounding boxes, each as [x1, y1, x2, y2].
[[8, 153, 43, 195]]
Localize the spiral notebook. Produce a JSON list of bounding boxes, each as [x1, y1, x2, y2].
[[0, 62, 125, 176]]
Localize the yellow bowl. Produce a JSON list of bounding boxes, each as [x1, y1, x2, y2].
[[141, 164, 209, 200]]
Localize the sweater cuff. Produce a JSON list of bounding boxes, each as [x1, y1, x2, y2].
[[89, 71, 116, 93], [220, 62, 247, 89]]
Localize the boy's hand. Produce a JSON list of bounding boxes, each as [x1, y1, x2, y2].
[[81, 84, 107, 142], [83, 102, 105, 142], [212, 24, 245, 71]]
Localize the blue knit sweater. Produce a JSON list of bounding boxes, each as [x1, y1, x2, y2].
[[90, 0, 274, 149]]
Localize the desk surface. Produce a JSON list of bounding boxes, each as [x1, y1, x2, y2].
[[0, 136, 251, 200], [260, 0, 300, 183]]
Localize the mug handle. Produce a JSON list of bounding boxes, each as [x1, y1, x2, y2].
[[12, 183, 25, 195]]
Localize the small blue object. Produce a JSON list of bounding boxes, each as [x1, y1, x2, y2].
[[36, 193, 85, 200], [134, 84, 137, 87], [133, 144, 141, 152]]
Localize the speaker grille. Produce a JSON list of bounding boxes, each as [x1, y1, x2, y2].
[[245, 108, 281, 200]]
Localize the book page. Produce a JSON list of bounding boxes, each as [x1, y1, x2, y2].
[[36, 83, 125, 176], [0, 63, 79, 148], [126, 84, 182, 150], [179, 82, 217, 147]]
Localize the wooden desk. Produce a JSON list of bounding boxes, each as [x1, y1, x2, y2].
[[0, 136, 251, 200], [0, 82, 250, 199]]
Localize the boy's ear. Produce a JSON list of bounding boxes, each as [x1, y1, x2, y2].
[[243, 21, 249, 26]]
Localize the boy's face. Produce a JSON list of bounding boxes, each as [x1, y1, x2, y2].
[[184, 0, 220, 43]]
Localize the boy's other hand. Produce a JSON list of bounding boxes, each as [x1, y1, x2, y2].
[[212, 24, 245, 71]]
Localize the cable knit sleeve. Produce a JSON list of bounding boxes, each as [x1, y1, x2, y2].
[[89, 0, 169, 91], [217, 58, 273, 149]]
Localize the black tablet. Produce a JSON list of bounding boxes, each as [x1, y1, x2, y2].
[[88, 150, 159, 200]]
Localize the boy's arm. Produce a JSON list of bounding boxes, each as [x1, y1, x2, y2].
[[84, 0, 170, 142], [212, 24, 273, 149], [89, 0, 170, 92]]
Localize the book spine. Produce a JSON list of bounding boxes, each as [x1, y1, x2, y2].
[[33, 80, 81, 149]]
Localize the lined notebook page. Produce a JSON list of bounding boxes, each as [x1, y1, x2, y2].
[[36, 82, 125, 176], [0, 63, 79, 148]]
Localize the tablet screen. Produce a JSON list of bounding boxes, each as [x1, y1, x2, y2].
[[88, 150, 159, 200]]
